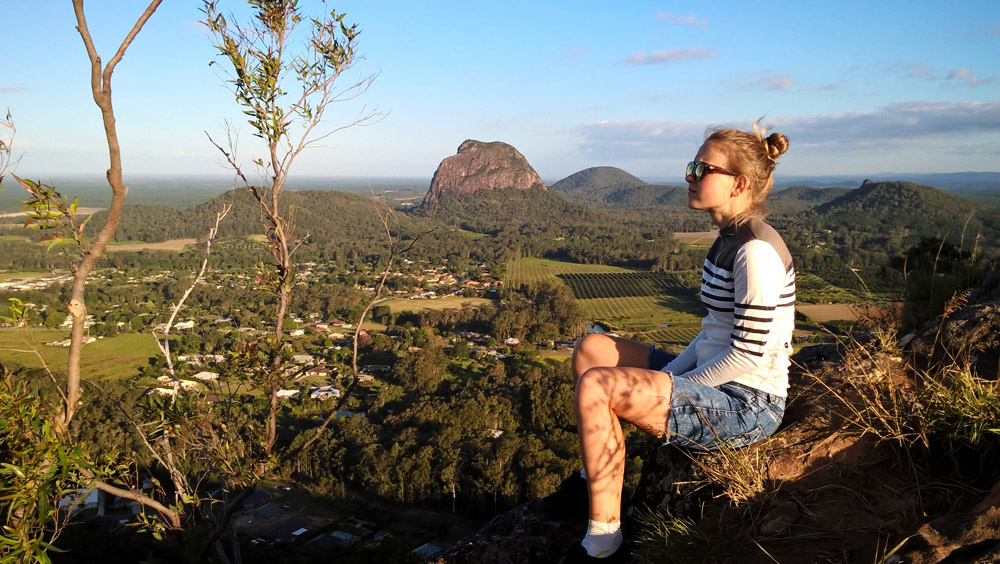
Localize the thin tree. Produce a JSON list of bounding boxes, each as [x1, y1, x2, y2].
[[1, 2, 177, 559], [203, 0, 382, 456], [14, 0, 165, 434]]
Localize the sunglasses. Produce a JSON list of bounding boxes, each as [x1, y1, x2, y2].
[[685, 161, 739, 183]]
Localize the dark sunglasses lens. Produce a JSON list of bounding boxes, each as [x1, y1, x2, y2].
[[685, 161, 702, 182]]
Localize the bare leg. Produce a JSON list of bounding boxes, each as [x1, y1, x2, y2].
[[572, 333, 651, 377], [572, 334, 674, 523]]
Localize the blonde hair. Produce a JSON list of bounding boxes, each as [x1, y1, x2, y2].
[[705, 119, 789, 225]]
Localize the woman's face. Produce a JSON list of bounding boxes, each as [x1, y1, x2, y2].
[[687, 141, 744, 223]]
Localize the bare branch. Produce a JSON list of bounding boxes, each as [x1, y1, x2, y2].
[[152, 203, 233, 401], [58, 0, 163, 432]]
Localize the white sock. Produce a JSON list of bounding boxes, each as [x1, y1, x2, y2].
[[581, 519, 622, 558]]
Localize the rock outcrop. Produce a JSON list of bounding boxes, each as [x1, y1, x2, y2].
[[423, 140, 546, 205]]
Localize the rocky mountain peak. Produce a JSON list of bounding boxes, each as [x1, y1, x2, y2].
[[423, 140, 546, 205]]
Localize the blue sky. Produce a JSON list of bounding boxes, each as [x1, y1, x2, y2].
[[2, 1, 999, 183]]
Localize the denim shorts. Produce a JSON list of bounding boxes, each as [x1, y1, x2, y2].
[[648, 345, 785, 451]]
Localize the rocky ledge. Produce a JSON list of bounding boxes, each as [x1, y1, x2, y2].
[[435, 271, 1000, 563]]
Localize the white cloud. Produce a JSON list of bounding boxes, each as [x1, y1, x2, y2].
[[625, 48, 716, 65], [575, 102, 1000, 161], [654, 12, 708, 28], [565, 48, 589, 60], [0, 85, 29, 93], [945, 68, 997, 87]]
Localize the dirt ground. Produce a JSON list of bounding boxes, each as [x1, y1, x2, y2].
[[714, 350, 1000, 564]]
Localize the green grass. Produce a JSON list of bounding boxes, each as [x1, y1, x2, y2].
[[379, 295, 494, 313], [505, 257, 632, 287], [0, 270, 61, 282], [0, 329, 158, 380], [796, 272, 861, 304]]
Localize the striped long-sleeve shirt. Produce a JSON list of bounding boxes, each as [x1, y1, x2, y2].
[[662, 218, 795, 397]]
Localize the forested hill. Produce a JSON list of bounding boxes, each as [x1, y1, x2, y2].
[[812, 180, 1000, 243], [93, 189, 413, 244], [549, 166, 645, 198], [767, 185, 854, 215], [87, 187, 701, 269], [416, 185, 698, 234], [548, 166, 692, 210], [412, 187, 701, 264]]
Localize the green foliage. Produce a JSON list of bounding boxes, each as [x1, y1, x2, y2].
[[203, 0, 369, 173], [0, 367, 94, 563], [15, 177, 91, 253], [890, 237, 988, 331], [0, 297, 28, 325], [494, 279, 583, 342]]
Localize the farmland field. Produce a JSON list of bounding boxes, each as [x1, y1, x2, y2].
[[506, 258, 703, 332], [106, 238, 197, 252], [0, 329, 158, 380], [674, 231, 717, 247], [797, 303, 880, 322], [505, 257, 632, 287], [379, 295, 494, 313], [0, 270, 62, 282]]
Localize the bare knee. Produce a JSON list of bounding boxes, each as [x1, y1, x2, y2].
[[575, 366, 613, 406], [572, 333, 617, 378]]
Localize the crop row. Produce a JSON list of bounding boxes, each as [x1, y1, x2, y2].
[[558, 272, 688, 300]]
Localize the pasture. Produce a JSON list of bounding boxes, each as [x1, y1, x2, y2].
[[0, 270, 60, 282], [674, 231, 718, 247], [379, 295, 494, 313], [0, 329, 158, 380], [798, 303, 878, 322]]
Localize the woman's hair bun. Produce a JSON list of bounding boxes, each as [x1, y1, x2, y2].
[[763, 132, 789, 160]]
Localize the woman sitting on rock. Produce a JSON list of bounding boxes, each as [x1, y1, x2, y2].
[[566, 122, 794, 561]]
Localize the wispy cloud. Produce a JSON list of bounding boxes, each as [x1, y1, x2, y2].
[[969, 25, 1000, 37], [893, 60, 935, 80], [0, 85, 29, 93], [575, 102, 1000, 158], [967, 76, 998, 86], [565, 48, 589, 60], [625, 48, 716, 65], [727, 72, 796, 91], [779, 102, 1000, 144], [807, 80, 847, 91], [946, 67, 997, 87], [654, 12, 707, 28]]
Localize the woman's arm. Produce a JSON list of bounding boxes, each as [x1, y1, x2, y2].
[[675, 239, 785, 387], [661, 331, 703, 374]]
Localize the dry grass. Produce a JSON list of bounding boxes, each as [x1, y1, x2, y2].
[[105, 238, 197, 252], [378, 295, 493, 313], [674, 231, 718, 246]]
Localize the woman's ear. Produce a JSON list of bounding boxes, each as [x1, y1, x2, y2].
[[732, 175, 749, 197]]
